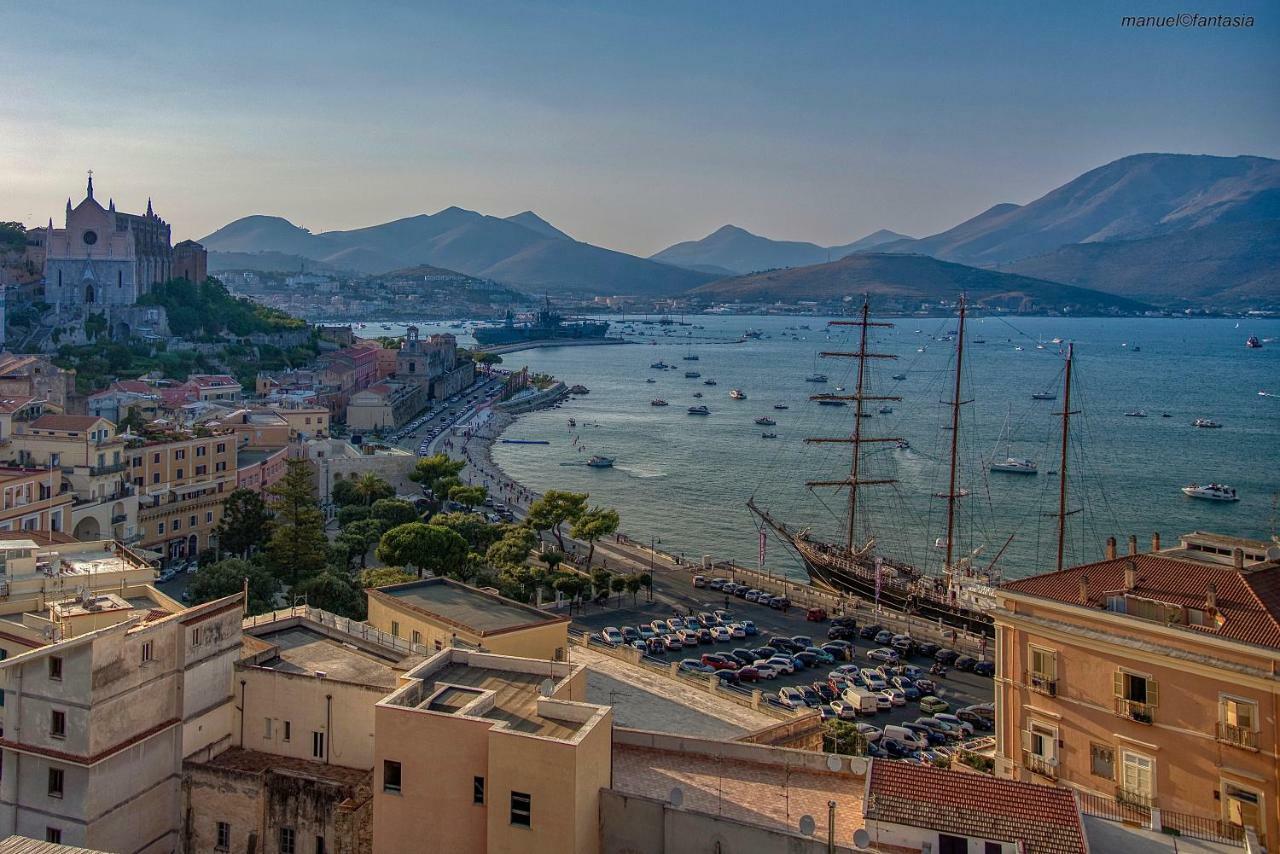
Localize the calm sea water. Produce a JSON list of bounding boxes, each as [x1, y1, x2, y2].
[[377, 315, 1280, 582]]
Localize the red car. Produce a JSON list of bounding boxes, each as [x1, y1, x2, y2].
[[736, 666, 761, 683], [700, 653, 738, 671], [806, 607, 828, 622]]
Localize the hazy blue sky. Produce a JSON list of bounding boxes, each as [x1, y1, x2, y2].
[[2, 1, 1276, 254]]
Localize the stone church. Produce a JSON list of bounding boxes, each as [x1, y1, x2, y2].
[[43, 174, 172, 312]]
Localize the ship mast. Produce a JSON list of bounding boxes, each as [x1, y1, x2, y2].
[[1055, 342, 1079, 572], [943, 297, 970, 578], [805, 299, 901, 553]]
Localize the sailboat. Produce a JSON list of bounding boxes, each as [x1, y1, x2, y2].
[[748, 297, 1002, 638]]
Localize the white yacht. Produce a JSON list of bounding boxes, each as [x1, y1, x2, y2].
[[1181, 483, 1239, 502], [729, 389, 747, 400], [1193, 418, 1223, 429], [587, 456, 615, 468], [990, 457, 1038, 475], [687, 405, 710, 415]]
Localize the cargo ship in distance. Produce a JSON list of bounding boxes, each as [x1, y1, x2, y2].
[[473, 296, 609, 346]]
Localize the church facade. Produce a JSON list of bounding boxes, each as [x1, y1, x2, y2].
[[43, 174, 172, 312]]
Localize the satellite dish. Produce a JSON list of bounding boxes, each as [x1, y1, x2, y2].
[[849, 756, 868, 775], [799, 815, 816, 836], [669, 786, 684, 808], [826, 754, 843, 772], [854, 828, 872, 849], [539, 678, 555, 698], [1266, 545, 1280, 561]]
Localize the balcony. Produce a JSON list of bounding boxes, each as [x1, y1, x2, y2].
[[88, 462, 127, 476], [1115, 697, 1155, 724], [1026, 671, 1058, 697], [1022, 752, 1058, 779], [1116, 786, 1155, 809], [1216, 722, 1259, 751]]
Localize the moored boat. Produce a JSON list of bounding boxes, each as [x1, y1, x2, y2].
[[729, 389, 746, 400], [1246, 336, 1262, 349], [755, 416, 776, 426], [687, 405, 710, 415], [650, 399, 668, 406], [1181, 483, 1239, 501], [773, 403, 789, 410], [587, 455, 614, 468], [990, 457, 1038, 474], [1193, 418, 1223, 429], [805, 374, 828, 383]]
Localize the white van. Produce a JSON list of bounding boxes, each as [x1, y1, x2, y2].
[[841, 687, 879, 715], [881, 725, 929, 751]]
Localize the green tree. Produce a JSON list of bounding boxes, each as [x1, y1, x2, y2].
[[352, 472, 394, 505], [609, 575, 626, 607], [537, 550, 565, 572], [215, 488, 272, 558], [263, 459, 329, 584], [485, 526, 538, 569], [448, 484, 487, 510], [823, 721, 869, 756], [570, 506, 619, 566], [526, 490, 588, 552], [624, 573, 642, 606], [370, 498, 419, 529], [638, 571, 654, 603], [187, 558, 279, 615], [408, 454, 466, 496], [331, 479, 361, 507], [497, 565, 538, 603], [118, 407, 148, 434], [552, 573, 587, 610], [432, 512, 504, 552], [292, 569, 365, 618], [376, 523, 468, 578], [358, 566, 415, 588], [337, 518, 384, 569], [337, 504, 372, 528], [590, 568, 612, 601]]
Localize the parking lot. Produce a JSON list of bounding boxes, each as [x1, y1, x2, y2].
[[383, 374, 508, 455], [571, 577, 994, 739]]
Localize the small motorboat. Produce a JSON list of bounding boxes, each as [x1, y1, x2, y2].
[[761, 432, 777, 439], [645, 378, 656, 383], [729, 389, 747, 400], [878, 406, 893, 414], [805, 374, 828, 383], [703, 379, 718, 386], [755, 417, 776, 426], [651, 399, 668, 407], [991, 457, 1038, 474], [1181, 483, 1239, 502], [1124, 410, 1147, 418], [687, 405, 710, 415], [1193, 418, 1223, 429], [1161, 413, 1172, 417], [1014, 346, 1024, 352], [891, 373, 907, 381], [773, 403, 789, 410], [693, 391, 703, 398], [817, 399, 847, 407], [684, 371, 701, 378], [1031, 392, 1056, 401], [684, 354, 701, 360], [1246, 336, 1262, 349], [587, 455, 615, 468], [650, 361, 668, 369], [1051, 337, 1064, 344], [896, 439, 910, 450], [568, 418, 576, 427]]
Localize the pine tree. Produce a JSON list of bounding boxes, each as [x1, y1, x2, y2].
[[215, 488, 272, 558], [263, 458, 329, 585]]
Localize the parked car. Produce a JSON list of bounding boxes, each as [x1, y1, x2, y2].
[[766, 655, 796, 675], [744, 589, 764, 602], [933, 713, 975, 737], [882, 725, 930, 752], [953, 655, 977, 671], [708, 578, 727, 590], [900, 721, 948, 746], [912, 677, 936, 695], [915, 642, 941, 658], [600, 627, 623, 645], [732, 585, 751, 598], [661, 635, 684, 652], [831, 616, 858, 629], [715, 669, 740, 685], [821, 642, 851, 661], [645, 638, 666, 655], [813, 682, 838, 703], [818, 705, 837, 721], [768, 637, 801, 653], [741, 620, 758, 635], [798, 686, 822, 707], [805, 607, 828, 622], [730, 648, 758, 666], [919, 695, 951, 714], [874, 629, 894, 645], [701, 653, 738, 671], [859, 668, 887, 691], [677, 629, 701, 646], [737, 666, 761, 683], [891, 677, 921, 700], [727, 623, 747, 639], [695, 628, 713, 644], [934, 648, 960, 666], [891, 635, 914, 655], [866, 647, 900, 664], [774, 687, 804, 709], [751, 661, 780, 679], [828, 700, 857, 720], [638, 625, 657, 640], [973, 660, 995, 677], [621, 626, 641, 643], [802, 646, 835, 665], [679, 659, 715, 674], [710, 626, 732, 643], [827, 626, 857, 641], [751, 646, 776, 660], [957, 705, 994, 730], [872, 692, 892, 711], [880, 688, 907, 707], [693, 575, 707, 588]]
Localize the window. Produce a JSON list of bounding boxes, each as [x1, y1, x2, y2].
[[51, 710, 66, 739], [216, 821, 231, 851], [140, 640, 153, 664], [511, 791, 531, 827], [153, 452, 161, 464], [284, 721, 292, 742], [264, 718, 273, 739], [1090, 743, 1115, 780], [206, 511, 214, 523], [1020, 721, 1057, 777], [189, 515, 197, 527], [215, 461, 226, 472], [45, 829, 61, 844], [390, 621, 399, 638], [1120, 752, 1154, 806], [383, 760, 402, 793], [1114, 671, 1158, 723], [48, 767, 63, 798], [175, 468, 184, 480], [1219, 696, 1259, 748], [315, 836, 326, 854], [280, 827, 296, 854], [192, 628, 202, 647], [173, 519, 181, 531], [411, 630, 421, 645], [196, 446, 207, 457], [434, 639, 443, 652], [195, 465, 207, 476], [49, 657, 62, 681], [1224, 782, 1263, 834], [312, 731, 326, 759], [216, 443, 226, 454], [175, 449, 186, 461], [1028, 646, 1057, 695], [152, 472, 161, 484], [473, 776, 485, 805]]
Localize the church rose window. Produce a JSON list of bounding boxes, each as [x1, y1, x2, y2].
[[82, 230, 98, 245]]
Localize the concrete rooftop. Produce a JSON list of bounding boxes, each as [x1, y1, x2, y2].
[[256, 625, 403, 688], [374, 577, 564, 634], [407, 662, 584, 740]]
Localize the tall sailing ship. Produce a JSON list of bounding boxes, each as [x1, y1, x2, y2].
[[749, 298, 1080, 640]]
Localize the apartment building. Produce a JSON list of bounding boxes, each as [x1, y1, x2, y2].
[[0, 468, 72, 536], [126, 430, 237, 562], [994, 531, 1280, 846], [6, 415, 137, 544], [372, 649, 611, 854], [0, 396, 48, 444], [365, 578, 570, 661], [0, 590, 243, 852]]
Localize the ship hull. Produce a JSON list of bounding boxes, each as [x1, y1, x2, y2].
[[474, 321, 609, 346], [794, 540, 995, 638]]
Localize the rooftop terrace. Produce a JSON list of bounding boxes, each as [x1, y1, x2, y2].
[[250, 624, 405, 688], [370, 577, 565, 635]]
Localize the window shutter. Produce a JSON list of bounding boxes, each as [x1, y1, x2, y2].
[[1020, 730, 1032, 753], [1113, 671, 1124, 698], [1146, 680, 1159, 707]]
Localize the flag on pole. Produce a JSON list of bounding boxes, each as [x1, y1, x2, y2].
[[758, 530, 766, 570]]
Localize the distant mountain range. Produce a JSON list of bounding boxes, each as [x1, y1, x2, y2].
[[199, 152, 1280, 306], [692, 253, 1150, 313], [200, 208, 712, 297], [649, 224, 911, 274]]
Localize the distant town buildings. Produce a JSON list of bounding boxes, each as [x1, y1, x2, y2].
[[346, 328, 473, 431]]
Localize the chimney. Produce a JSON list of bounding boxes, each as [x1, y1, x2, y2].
[[1128, 535, 1138, 557], [1151, 532, 1161, 552], [1206, 582, 1217, 610], [1233, 548, 1245, 571], [1078, 575, 1090, 605], [1124, 560, 1137, 592], [1105, 537, 1117, 560]]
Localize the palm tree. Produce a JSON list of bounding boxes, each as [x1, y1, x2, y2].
[[353, 472, 392, 506]]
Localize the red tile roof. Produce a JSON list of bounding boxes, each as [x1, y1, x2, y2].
[[28, 414, 105, 432], [866, 760, 1086, 854], [1001, 553, 1280, 648], [0, 396, 34, 415]]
